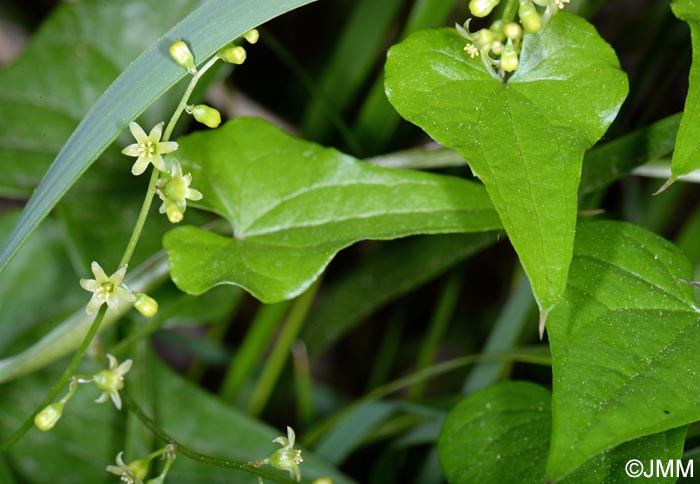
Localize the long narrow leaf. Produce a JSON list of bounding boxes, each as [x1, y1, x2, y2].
[[0, 0, 317, 274]]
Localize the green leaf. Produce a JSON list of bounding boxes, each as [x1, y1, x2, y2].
[[385, 12, 628, 317], [164, 117, 500, 302], [303, 233, 495, 356], [438, 381, 686, 484], [668, 0, 700, 183], [547, 220, 700, 479], [0, 0, 318, 275]]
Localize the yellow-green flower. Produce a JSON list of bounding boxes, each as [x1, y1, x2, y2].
[[93, 354, 132, 410], [155, 159, 203, 223], [121, 122, 178, 176], [265, 426, 303, 481], [106, 451, 149, 484], [80, 262, 135, 314]]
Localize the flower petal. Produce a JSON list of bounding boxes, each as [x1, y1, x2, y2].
[[121, 144, 141, 157], [149, 121, 165, 141], [110, 390, 123, 410], [107, 354, 118, 370], [132, 157, 149, 176], [114, 286, 136, 302], [91, 261, 108, 282], [186, 188, 203, 201], [273, 436, 289, 447], [151, 155, 167, 172], [109, 265, 128, 285], [286, 426, 296, 447], [116, 359, 133, 376], [129, 122, 148, 143], [86, 295, 102, 314], [95, 392, 110, 403], [158, 141, 179, 155], [80, 278, 98, 291]]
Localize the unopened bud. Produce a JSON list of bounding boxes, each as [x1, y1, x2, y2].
[[134, 293, 158, 318], [243, 29, 259, 44], [169, 40, 195, 73], [503, 22, 523, 41], [501, 40, 519, 72], [519, 1, 542, 33], [165, 201, 184, 224], [469, 0, 500, 17], [188, 104, 222, 128], [219, 45, 247, 65], [35, 402, 64, 431]]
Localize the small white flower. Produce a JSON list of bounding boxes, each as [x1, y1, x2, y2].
[[93, 354, 132, 410], [80, 262, 135, 314], [121, 122, 178, 176]]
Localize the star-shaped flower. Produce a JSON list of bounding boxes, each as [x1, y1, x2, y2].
[[106, 451, 149, 484], [80, 262, 136, 314], [265, 426, 303, 482], [155, 159, 203, 223], [121, 122, 178, 176], [93, 354, 132, 410]]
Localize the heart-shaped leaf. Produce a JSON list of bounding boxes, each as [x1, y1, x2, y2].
[[164, 117, 501, 302], [547, 220, 700, 479], [385, 12, 628, 321], [438, 381, 686, 484], [667, 0, 700, 185]]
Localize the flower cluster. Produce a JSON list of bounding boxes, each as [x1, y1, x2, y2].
[[460, 0, 570, 77], [254, 426, 304, 483]]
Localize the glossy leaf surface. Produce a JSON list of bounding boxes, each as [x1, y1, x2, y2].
[[547, 221, 700, 479], [438, 381, 685, 484], [164, 118, 501, 302], [385, 12, 628, 315]]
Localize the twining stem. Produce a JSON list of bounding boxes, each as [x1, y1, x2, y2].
[[1, 54, 223, 451], [118, 54, 220, 269], [122, 392, 298, 484], [0, 305, 108, 451]]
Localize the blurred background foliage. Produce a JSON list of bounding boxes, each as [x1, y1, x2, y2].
[[0, 0, 699, 483]]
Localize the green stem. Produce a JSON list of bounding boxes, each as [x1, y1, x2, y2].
[[501, 0, 520, 22], [118, 54, 220, 270], [118, 167, 160, 268], [122, 392, 297, 484], [247, 281, 321, 417], [0, 305, 108, 451]]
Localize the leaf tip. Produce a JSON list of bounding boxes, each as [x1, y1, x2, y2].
[[653, 177, 676, 196]]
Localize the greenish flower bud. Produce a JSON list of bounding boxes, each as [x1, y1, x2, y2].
[[134, 293, 158, 318], [476, 29, 494, 49], [169, 40, 195, 73], [469, 0, 500, 17], [491, 40, 504, 56], [489, 20, 506, 42], [219, 45, 247, 64], [165, 200, 184, 224], [503, 22, 523, 41], [243, 29, 259, 44], [501, 39, 519, 72], [519, 1, 542, 33], [188, 104, 222, 128], [34, 402, 64, 431], [312, 479, 334, 484]]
